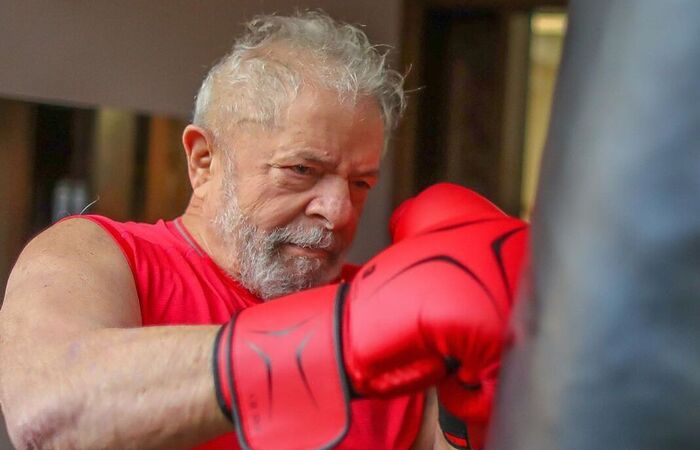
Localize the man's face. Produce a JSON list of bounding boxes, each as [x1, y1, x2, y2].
[[212, 88, 384, 299]]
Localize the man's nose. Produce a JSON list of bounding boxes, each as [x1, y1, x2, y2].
[[306, 176, 354, 230]]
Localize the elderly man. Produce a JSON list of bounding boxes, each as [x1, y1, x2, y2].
[[0, 11, 527, 450]]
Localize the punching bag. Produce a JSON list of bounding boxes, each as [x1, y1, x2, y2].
[[489, 1, 700, 449]]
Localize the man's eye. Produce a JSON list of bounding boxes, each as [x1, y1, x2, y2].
[[290, 165, 313, 176], [352, 180, 372, 190]]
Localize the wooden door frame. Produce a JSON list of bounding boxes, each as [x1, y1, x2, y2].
[[395, 0, 568, 206]]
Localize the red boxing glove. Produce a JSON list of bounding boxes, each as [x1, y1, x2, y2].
[[213, 186, 526, 450], [390, 183, 528, 450], [343, 216, 526, 398], [390, 182, 506, 243]]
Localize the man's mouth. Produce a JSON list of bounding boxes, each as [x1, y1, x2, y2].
[[283, 243, 332, 259]]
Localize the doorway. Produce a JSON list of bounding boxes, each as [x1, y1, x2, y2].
[[396, 0, 567, 217]]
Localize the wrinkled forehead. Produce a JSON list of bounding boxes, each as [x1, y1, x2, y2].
[[221, 83, 382, 138]]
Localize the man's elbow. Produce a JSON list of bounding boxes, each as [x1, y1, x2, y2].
[[4, 413, 45, 450], [3, 402, 39, 450], [2, 387, 79, 450]]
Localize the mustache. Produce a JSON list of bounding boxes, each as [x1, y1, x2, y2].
[[266, 223, 340, 253]]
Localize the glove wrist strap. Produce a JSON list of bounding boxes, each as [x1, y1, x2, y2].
[[439, 403, 473, 450]]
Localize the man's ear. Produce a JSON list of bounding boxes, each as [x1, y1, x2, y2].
[[182, 124, 215, 192]]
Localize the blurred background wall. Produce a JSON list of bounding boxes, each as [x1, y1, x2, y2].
[[0, 1, 567, 446], [0, 1, 403, 116]]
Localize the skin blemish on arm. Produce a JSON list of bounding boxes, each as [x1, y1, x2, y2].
[[66, 341, 82, 361]]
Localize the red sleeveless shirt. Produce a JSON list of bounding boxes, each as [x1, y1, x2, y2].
[[81, 215, 425, 449]]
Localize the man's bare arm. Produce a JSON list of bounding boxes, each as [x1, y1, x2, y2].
[[408, 389, 457, 450], [0, 219, 231, 450]]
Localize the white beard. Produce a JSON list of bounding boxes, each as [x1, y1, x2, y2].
[[212, 175, 344, 300]]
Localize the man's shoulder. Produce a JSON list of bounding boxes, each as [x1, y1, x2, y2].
[[7, 216, 136, 302], [60, 214, 183, 252], [26, 215, 123, 259], [20, 215, 177, 278], [2, 215, 142, 334], [68, 214, 167, 239]]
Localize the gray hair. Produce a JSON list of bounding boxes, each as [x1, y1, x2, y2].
[[192, 10, 406, 152]]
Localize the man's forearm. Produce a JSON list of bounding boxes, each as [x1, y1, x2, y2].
[[434, 432, 458, 450], [409, 389, 457, 450], [0, 324, 231, 450]]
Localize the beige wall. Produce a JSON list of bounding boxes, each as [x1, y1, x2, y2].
[[521, 12, 567, 219], [0, 0, 401, 117]]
